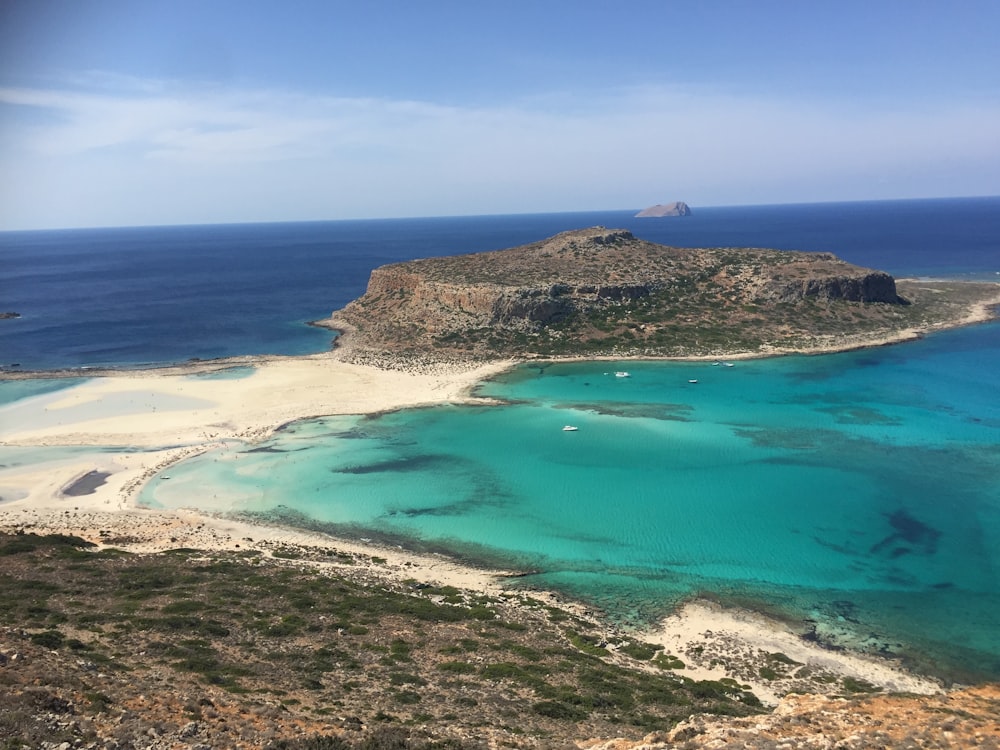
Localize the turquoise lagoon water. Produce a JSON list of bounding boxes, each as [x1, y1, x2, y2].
[[0, 378, 83, 406], [140, 322, 1000, 682]]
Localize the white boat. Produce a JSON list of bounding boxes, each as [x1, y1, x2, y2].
[[562, 425, 579, 431], [614, 371, 630, 378], [688, 379, 698, 384]]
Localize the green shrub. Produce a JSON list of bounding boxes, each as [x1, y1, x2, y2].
[[532, 700, 588, 721], [842, 676, 881, 694], [30, 629, 65, 649], [565, 629, 607, 657], [161, 599, 205, 615], [391, 690, 422, 705], [652, 653, 685, 670], [767, 651, 801, 666], [618, 641, 662, 661], [437, 661, 475, 674]]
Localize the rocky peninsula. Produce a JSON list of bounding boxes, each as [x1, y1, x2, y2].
[[320, 226, 999, 368]]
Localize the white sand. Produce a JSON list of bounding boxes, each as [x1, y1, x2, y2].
[[0, 352, 511, 509], [645, 600, 942, 705], [0, 352, 510, 447]]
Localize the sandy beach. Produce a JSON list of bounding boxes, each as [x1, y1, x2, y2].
[[0, 352, 511, 502], [0, 345, 957, 707]]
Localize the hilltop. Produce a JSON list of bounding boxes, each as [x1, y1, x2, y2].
[[321, 227, 1000, 367]]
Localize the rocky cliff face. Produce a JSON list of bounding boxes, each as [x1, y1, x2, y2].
[[326, 227, 906, 362], [758, 269, 900, 303]]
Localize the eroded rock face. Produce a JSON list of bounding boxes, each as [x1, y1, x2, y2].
[[761, 271, 901, 303], [326, 227, 903, 361]]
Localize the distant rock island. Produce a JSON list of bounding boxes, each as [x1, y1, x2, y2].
[[635, 201, 692, 217], [319, 226, 1000, 366]]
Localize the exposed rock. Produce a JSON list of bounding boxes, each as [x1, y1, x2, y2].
[[324, 226, 907, 363], [579, 685, 1000, 749], [758, 269, 902, 303], [635, 201, 692, 217]]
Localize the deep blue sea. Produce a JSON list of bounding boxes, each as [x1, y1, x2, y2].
[[3, 197, 999, 682]]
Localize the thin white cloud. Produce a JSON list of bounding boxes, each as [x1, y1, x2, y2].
[[1, 75, 998, 228]]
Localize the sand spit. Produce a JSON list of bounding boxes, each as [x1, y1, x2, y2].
[[0, 352, 512, 505]]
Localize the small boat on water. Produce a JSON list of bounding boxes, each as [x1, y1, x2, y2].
[[615, 371, 630, 378], [688, 379, 698, 384], [562, 425, 579, 431]]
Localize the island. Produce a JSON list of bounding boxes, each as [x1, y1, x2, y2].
[[635, 201, 692, 217], [318, 226, 998, 368]]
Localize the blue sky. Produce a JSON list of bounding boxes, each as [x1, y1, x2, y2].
[[1, 1, 998, 229]]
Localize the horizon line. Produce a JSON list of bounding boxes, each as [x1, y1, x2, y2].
[[2, 194, 998, 234]]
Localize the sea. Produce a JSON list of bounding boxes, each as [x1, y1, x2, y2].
[[2, 197, 999, 682]]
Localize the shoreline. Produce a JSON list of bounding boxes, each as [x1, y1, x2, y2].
[[0, 503, 945, 707], [1, 337, 977, 705]]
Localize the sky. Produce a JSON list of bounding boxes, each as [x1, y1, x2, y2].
[[1, 1, 999, 230]]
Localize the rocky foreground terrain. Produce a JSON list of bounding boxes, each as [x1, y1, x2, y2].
[[321, 227, 999, 367], [2, 532, 998, 749]]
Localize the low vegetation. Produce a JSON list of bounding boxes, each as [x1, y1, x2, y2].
[[0, 532, 760, 748]]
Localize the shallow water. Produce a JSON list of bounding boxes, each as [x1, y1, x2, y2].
[[0, 443, 133, 504], [0, 378, 82, 406], [140, 322, 1000, 681], [0, 382, 212, 439], [184, 366, 257, 381]]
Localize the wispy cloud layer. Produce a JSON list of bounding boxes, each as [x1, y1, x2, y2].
[[2, 75, 998, 228]]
